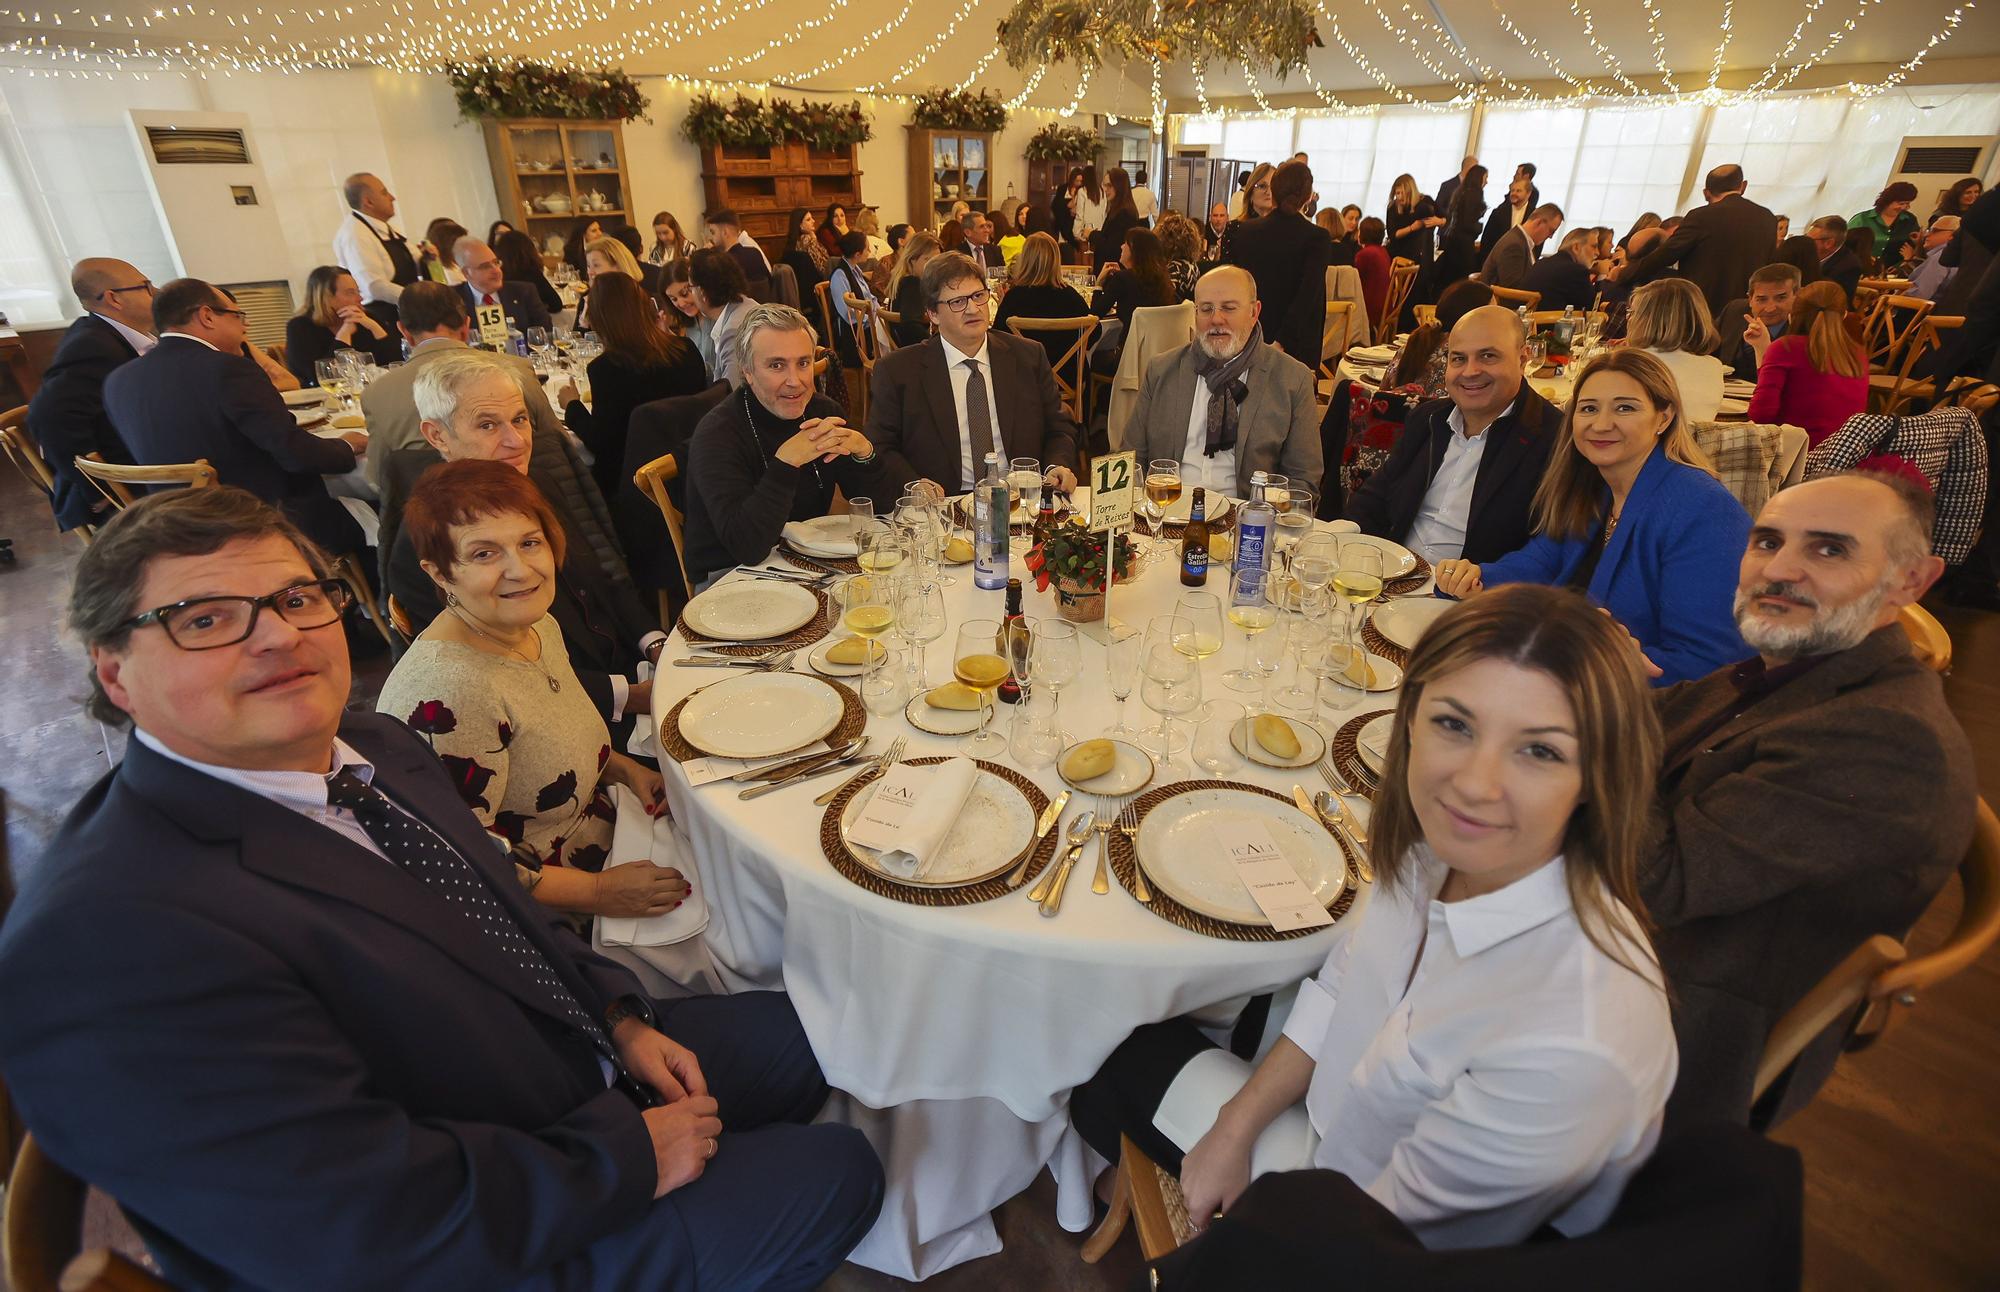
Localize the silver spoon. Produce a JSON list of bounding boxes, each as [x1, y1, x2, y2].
[[1029, 811, 1097, 912]]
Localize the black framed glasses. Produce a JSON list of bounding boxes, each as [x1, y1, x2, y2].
[[100, 282, 155, 299], [938, 288, 990, 314], [122, 578, 352, 650], [209, 306, 249, 320]]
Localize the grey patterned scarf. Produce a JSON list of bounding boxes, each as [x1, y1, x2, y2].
[[1194, 323, 1262, 456]]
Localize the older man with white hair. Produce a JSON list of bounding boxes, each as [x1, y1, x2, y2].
[[1123, 265, 1321, 502], [682, 303, 884, 588], [382, 348, 663, 730], [1642, 470, 1977, 1130]]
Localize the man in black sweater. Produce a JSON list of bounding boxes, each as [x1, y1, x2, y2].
[[682, 303, 885, 589], [1342, 305, 1561, 568]]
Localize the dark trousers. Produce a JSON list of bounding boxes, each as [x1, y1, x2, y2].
[[1070, 1005, 1273, 1175], [539, 991, 884, 1291]]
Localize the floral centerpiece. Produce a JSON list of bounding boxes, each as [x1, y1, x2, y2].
[[448, 60, 649, 122], [1025, 520, 1136, 622], [910, 87, 1009, 132], [681, 94, 873, 150], [1024, 122, 1100, 162]]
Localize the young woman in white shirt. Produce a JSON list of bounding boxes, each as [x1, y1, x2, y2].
[[1070, 583, 1677, 1250]]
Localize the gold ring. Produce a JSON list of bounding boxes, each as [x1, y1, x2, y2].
[[705, 1138, 717, 1159]]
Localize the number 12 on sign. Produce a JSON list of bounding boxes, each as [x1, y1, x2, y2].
[[1090, 450, 1136, 534]]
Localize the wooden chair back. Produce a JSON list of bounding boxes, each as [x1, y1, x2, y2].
[[1853, 276, 1913, 315], [632, 452, 692, 606], [1860, 294, 1934, 371], [1081, 1134, 1196, 1265], [1872, 315, 1961, 416], [1525, 309, 1570, 326], [388, 594, 415, 643], [843, 293, 877, 426], [876, 305, 905, 353], [4, 1132, 176, 1292], [1319, 301, 1357, 381], [1489, 285, 1542, 312], [1754, 797, 2000, 1102], [1376, 258, 1419, 345], [329, 552, 396, 649], [1899, 602, 1951, 673], [264, 341, 287, 371], [1, 405, 57, 498], [1412, 304, 1437, 328], [72, 454, 218, 509], [1005, 315, 1099, 427], [812, 280, 838, 352]]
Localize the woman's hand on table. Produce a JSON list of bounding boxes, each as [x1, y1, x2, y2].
[[643, 1095, 722, 1197], [592, 860, 689, 916], [606, 750, 667, 816], [1180, 1122, 1255, 1235], [1433, 559, 1483, 599]]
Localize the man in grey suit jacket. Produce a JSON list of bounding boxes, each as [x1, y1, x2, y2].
[[1644, 474, 1976, 1131], [1125, 266, 1321, 501], [864, 251, 1079, 494], [1479, 203, 1564, 290], [358, 281, 563, 492]]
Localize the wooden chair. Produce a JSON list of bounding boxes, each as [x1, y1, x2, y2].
[[842, 293, 877, 426], [1318, 301, 1357, 385], [1859, 294, 1934, 373], [1080, 1134, 1195, 1265], [1869, 316, 1982, 415], [264, 341, 287, 371], [876, 305, 905, 353], [1852, 276, 1912, 315], [1754, 797, 2000, 1103], [1005, 315, 1098, 427], [387, 594, 415, 643], [1411, 304, 1436, 328], [0, 407, 87, 543], [4, 1131, 175, 1292], [811, 281, 839, 355], [632, 452, 691, 614], [73, 454, 218, 509], [1899, 602, 1951, 673], [1375, 258, 1419, 345], [1489, 285, 1541, 312]]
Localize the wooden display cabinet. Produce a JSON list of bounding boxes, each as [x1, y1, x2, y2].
[[482, 119, 631, 254], [699, 141, 864, 263], [906, 127, 997, 231]]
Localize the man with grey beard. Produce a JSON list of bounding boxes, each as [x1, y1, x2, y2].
[[1641, 471, 1976, 1130]]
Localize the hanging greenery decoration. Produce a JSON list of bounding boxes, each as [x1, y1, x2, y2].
[[1024, 123, 1101, 162], [680, 94, 873, 150], [448, 60, 649, 122], [910, 87, 1010, 132], [996, 0, 1320, 79]]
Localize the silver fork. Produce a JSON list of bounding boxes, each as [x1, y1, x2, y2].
[[1118, 803, 1151, 903], [1091, 794, 1116, 895], [813, 736, 905, 806]]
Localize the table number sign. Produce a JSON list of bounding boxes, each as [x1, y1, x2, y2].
[[1214, 819, 1335, 932], [475, 302, 511, 351], [1089, 450, 1136, 535]]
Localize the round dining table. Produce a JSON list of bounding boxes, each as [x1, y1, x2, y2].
[[638, 520, 1418, 1278]]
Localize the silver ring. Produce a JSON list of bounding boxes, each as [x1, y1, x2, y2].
[[704, 1137, 717, 1159]]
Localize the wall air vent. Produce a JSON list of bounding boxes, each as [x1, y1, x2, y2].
[[144, 126, 251, 165]]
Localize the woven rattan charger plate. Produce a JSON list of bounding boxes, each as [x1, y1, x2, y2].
[[778, 544, 861, 575], [659, 675, 864, 764], [1381, 551, 1433, 597], [677, 582, 835, 657], [1330, 709, 1395, 799], [1108, 780, 1360, 942], [1361, 618, 1408, 668], [818, 756, 1061, 906]]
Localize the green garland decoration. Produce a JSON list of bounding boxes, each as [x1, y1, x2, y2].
[[681, 94, 873, 150], [1024, 123, 1100, 162], [448, 60, 649, 122], [910, 87, 1009, 132], [996, 0, 1320, 79]]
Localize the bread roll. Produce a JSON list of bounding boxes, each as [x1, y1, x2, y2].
[[826, 637, 883, 666], [944, 536, 975, 563], [925, 682, 982, 711], [1061, 739, 1117, 782], [1253, 714, 1301, 760]]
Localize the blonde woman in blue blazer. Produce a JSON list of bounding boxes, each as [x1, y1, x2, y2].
[[1434, 349, 1751, 685]]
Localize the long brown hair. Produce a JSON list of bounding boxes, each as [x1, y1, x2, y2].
[[1010, 232, 1063, 289], [1104, 168, 1136, 222], [1367, 584, 1663, 976], [1791, 279, 1864, 378], [585, 272, 689, 368], [1120, 228, 1173, 307], [1531, 349, 1716, 540], [887, 231, 941, 299]]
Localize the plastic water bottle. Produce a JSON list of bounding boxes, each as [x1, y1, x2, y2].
[[1232, 471, 1274, 596], [973, 452, 1009, 590], [506, 322, 527, 359]]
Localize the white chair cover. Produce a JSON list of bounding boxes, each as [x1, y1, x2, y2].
[[1107, 301, 1195, 451]]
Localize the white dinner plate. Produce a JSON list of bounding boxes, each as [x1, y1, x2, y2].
[[1371, 596, 1453, 652], [1136, 788, 1347, 926], [807, 637, 887, 677], [291, 406, 327, 427], [1347, 650, 1403, 693], [1230, 715, 1327, 769], [840, 768, 1036, 886], [681, 579, 817, 641], [1159, 491, 1235, 525], [1057, 738, 1155, 795], [1336, 534, 1418, 578], [904, 693, 987, 736], [783, 515, 861, 558], [1717, 397, 1751, 417], [676, 672, 844, 759], [1356, 713, 1396, 776], [281, 387, 327, 407]]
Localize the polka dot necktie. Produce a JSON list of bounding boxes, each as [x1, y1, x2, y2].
[[325, 768, 614, 1059]]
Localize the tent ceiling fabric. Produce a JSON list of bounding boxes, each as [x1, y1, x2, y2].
[[0, 0, 1992, 105]]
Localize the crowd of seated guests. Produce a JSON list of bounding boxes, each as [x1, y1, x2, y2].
[[993, 232, 1092, 367]]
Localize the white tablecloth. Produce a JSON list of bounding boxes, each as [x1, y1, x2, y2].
[[646, 533, 1393, 1278]]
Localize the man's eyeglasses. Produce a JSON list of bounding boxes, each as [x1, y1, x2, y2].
[[937, 288, 990, 314], [209, 306, 249, 320], [100, 282, 155, 299], [122, 578, 352, 650]]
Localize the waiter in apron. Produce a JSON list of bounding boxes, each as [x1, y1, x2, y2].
[[332, 172, 422, 328]]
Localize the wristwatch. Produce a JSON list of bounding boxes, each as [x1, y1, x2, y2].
[[604, 994, 656, 1033]]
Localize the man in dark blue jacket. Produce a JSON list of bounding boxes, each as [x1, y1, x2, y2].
[[455, 236, 554, 335], [25, 257, 156, 531], [0, 486, 883, 1291]]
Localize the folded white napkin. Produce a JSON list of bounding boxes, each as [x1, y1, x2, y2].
[[781, 519, 858, 557], [595, 783, 709, 948], [1358, 724, 1391, 761], [624, 658, 658, 761], [847, 757, 980, 879]]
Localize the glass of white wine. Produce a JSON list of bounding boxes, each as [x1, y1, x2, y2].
[[858, 528, 908, 578], [1334, 540, 1386, 684], [314, 359, 346, 414], [1173, 591, 1224, 660], [838, 575, 897, 692], [952, 621, 1012, 757], [1224, 568, 1276, 692], [1143, 459, 1181, 550]]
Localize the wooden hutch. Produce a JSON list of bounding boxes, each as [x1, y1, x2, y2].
[[906, 126, 997, 231], [481, 119, 632, 255], [698, 142, 864, 263]]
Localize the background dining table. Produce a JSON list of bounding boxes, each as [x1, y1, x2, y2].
[[637, 515, 1422, 1278]]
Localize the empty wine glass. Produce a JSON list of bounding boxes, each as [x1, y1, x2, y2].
[[896, 581, 947, 687], [1140, 643, 1202, 770], [525, 326, 552, 363], [1031, 619, 1081, 742], [1192, 699, 1246, 775], [1105, 624, 1142, 737]]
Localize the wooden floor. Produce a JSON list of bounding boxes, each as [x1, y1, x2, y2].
[[2, 465, 1996, 1289]]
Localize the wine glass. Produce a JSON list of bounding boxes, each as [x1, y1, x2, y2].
[[953, 620, 1011, 757], [896, 580, 947, 687], [1007, 688, 1062, 769], [525, 326, 552, 365], [1139, 642, 1202, 770], [1173, 591, 1224, 660], [1105, 624, 1142, 737], [837, 574, 896, 687], [862, 648, 910, 716], [314, 358, 346, 411], [1247, 608, 1292, 715], [1031, 619, 1081, 743], [847, 496, 875, 549], [1142, 459, 1181, 551], [1224, 568, 1276, 692], [1335, 539, 1385, 684], [858, 527, 908, 578], [913, 479, 957, 587], [1192, 699, 1246, 774], [1008, 455, 1042, 518]]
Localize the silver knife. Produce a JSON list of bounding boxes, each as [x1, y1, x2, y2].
[[672, 656, 773, 669], [738, 747, 873, 800], [728, 738, 859, 783], [1007, 789, 1071, 887]]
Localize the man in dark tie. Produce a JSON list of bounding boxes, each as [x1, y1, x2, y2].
[[104, 277, 368, 559], [963, 211, 998, 276], [454, 236, 553, 335], [1714, 263, 1801, 381], [0, 486, 884, 1291], [26, 256, 156, 532], [863, 251, 1080, 494]]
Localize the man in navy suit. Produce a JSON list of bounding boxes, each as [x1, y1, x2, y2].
[[455, 236, 554, 335], [24, 257, 156, 531], [103, 277, 368, 558], [0, 487, 883, 1291]]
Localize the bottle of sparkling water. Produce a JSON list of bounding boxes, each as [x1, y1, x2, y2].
[[973, 452, 1009, 590], [1232, 471, 1274, 599]]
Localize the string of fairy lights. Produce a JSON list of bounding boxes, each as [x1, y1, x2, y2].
[[0, 0, 1983, 131]]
